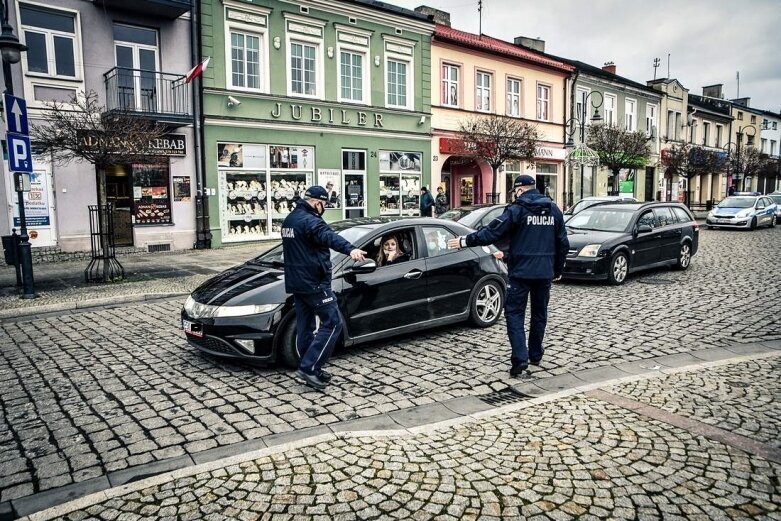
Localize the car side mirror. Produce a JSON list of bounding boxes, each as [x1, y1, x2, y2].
[[757, 206, 765, 210], [637, 224, 653, 234], [348, 259, 377, 274]]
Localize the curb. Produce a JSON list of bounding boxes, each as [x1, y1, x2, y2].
[[13, 340, 781, 520], [0, 293, 189, 320]]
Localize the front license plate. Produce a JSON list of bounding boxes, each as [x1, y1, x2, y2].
[[182, 319, 203, 338], [717, 218, 729, 223]]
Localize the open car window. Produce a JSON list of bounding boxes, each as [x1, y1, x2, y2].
[[364, 228, 416, 267]]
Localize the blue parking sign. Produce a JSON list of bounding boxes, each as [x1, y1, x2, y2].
[[8, 133, 33, 173], [4, 94, 29, 136]]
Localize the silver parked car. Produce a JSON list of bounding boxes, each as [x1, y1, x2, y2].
[[706, 195, 777, 229]]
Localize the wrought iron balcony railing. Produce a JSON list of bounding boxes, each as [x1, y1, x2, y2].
[[92, 0, 191, 19], [104, 67, 192, 125]]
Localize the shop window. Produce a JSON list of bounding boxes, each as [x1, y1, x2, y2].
[[379, 151, 422, 216], [132, 163, 172, 225]]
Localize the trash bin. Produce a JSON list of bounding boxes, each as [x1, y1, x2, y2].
[[2, 234, 19, 266]]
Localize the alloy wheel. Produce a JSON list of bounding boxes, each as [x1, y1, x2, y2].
[[612, 255, 628, 283], [679, 244, 691, 268], [476, 283, 502, 322]]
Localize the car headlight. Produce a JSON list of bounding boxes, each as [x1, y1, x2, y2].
[[213, 304, 280, 317], [578, 244, 602, 258], [736, 209, 752, 218]]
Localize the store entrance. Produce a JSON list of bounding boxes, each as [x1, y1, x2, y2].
[[457, 175, 475, 207], [105, 165, 133, 246]]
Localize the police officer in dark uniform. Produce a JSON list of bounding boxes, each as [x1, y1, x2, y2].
[[447, 174, 569, 376], [281, 186, 366, 390]]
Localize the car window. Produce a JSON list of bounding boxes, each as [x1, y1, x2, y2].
[[718, 197, 756, 209], [637, 211, 656, 228], [364, 228, 416, 267], [422, 226, 456, 257], [654, 207, 676, 227], [770, 195, 781, 205], [480, 207, 504, 229], [672, 207, 692, 223], [567, 208, 634, 232]]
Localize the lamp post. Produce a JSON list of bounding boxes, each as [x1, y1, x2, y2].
[[735, 125, 757, 192], [565, 90, 604, 202], [721, 143, 737, 196], [1, 0, 35, 298]]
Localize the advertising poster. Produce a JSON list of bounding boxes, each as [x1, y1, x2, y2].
[[318, 169, 341, 208], [379, 151, 422, 172], [173, 176, 191, 202], [132, 163, 172, 225], [243, 144, 267, 169], [13, 172, 50, 227], [218, 143, 244, 168]]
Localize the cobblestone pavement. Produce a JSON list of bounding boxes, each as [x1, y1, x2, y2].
[[1, 227, 780, 509], [41, 359, 781, 520]]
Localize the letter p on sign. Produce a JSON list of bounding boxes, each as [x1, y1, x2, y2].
[[8, 133, 32, 172]]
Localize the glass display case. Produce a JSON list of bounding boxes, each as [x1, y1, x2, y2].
[[379, 150, 422, 217], [220, 171, 269, 241]]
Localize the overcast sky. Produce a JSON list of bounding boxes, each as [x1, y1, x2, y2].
[[389, 0, 781, 114]]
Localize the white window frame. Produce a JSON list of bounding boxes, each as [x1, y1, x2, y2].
[[441, 63, 459, 108], [715, 125, 723, 147], [674, 112, 682, 140], [702, 121, 710, 147], [224, 5, 270, 94], [337, 43, 370, 105], [771, 140, 777, 156], [622, 98, 635, 131], [476, 70, 492, 113], [536, 83, 551, 121], [603, 93, 617, 126], [385, 53, 413, 110], [506, 77, 521, 117], [761, 138, 767, 153], [575, 87, 589, 124], [287, 35, 323, 99], [689, 118, 697, 144], [18, 1, 83, 83], [645, 103, 657, 138]]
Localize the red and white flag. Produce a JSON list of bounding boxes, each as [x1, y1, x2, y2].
[[184, 57, 210, 84]]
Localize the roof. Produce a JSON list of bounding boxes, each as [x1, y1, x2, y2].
[[688, 94, 733, 119], [551, 57, 662, 96], [345, 0, 434, 23], [434, 24, 574, 73]]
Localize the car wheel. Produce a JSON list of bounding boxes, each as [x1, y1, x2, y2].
[[275, 312, 299, 369], [607, 252, 629, 285], [469, 279, 504, 327], [750, 217, 757, 230], [675, 242, 692, 270], [770, 215, 776, 228]]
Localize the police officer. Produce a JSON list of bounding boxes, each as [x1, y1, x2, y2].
[[447, 174, 569, 376], [281, 186, 366, 390]]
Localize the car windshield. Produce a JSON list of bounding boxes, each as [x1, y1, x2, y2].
[[718, 197, 756, 209], [439, 207, 475, 221], [567, 199, 601, 215], [567, 208, 635, 232], [249, 227, 374, 265]]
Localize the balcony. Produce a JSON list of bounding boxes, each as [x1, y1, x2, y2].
[[92, 0, 191, 19], [104, 67, 192, 127]]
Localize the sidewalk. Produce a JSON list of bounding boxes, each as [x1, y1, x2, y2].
[[0, 243, 276, 319], [15, 347, 781, 521]]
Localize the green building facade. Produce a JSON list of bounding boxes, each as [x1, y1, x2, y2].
[[201, 0, 434, 245]]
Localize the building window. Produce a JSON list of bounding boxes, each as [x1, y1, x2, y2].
[[290, 41, 317, 96], [229, 31, 260, 90], [773, 122, 778, 130], [645, 103, 657, 138], [689, 119, 697, 143], [575, 88, 589, 123], [442, 63, 459, 107], [476, 71, 491, 112], [339, 50, 364, 102], [386, 57, 412, 109], [506, 78, 521, 117], [603, 94, 616, 126], [750, 115, 756, 124], [536, 83, 550, 121], [624, 99, 636, 131], [113, 24, 159, 113], [20, 3, 77, 78], [771, 140, 777, 156], [761, 138, 767, 153], [674, 112, 682, 140], [715, 125, 723, 147], [702, 121, 710, 147], [747, 135, 754, 147], [737, 111, 743, 120]]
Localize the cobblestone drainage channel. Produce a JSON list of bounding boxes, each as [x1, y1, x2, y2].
[[479, 387, 532, 406]]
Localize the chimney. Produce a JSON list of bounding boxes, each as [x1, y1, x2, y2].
[[702, 84, 724, 99], [513, 36, 545, 53], [414, 5, 450, 26], [602, 61, 616, 75]]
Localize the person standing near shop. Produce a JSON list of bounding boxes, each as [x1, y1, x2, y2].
[[435, 186, 449, 216], [281, 186, 366, 390], [447, 174, 569, 376], [420, 186, 435, 217]]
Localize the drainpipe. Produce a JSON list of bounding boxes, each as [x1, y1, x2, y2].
[[565, 69, 579, 209], [191, 0, 211, 248]]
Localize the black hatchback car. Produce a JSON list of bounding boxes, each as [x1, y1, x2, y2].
[[563, 202, 699, 285], [181, 218, 508, 366]]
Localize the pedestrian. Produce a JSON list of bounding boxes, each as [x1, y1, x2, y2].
[[420, 186, 435, 217], [728, 184, 736, 196], [281, 186, 367, 390], [434, 186, 449, 216], [446, 175, 569, 376]]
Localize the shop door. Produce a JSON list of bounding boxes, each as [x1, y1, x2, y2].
[[114, 24, 159, 112], [456, 175, 475, 207], [644, 167, 655, 201], [342, 150, 366, 219], [105, 166, 133, 246]]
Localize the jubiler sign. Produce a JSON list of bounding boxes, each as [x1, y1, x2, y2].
[[80, 133, 187, 156]]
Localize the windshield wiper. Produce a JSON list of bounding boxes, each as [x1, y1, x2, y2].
[[250, 259, 284, 267]]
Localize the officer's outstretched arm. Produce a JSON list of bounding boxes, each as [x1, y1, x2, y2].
[[465, 206, 514, 247], [311, 219, 356, 256]]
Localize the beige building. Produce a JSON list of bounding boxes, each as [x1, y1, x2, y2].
[[688, 87, 733, 204], [421, 7, 573, 209], [648, 78, 690, 202], [730, 98, 763, 192]]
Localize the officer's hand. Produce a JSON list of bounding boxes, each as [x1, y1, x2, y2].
[[349, 249, 367, 261], [447, 237, 462, 249], [493, 251, 504, 260]]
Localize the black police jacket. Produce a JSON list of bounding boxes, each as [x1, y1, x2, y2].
[[281, 202, 356, 294], [465, 189, 569, 279]]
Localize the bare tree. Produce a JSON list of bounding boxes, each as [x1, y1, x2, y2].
[[661, 143, 726, 207], [729, 146, 767, 191], [458, 114, 539, 202], [586, 124, 651, 194], [31, 91, 167, 282]]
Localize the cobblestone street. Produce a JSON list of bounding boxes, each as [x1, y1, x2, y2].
[[1, 226, 781, 518]]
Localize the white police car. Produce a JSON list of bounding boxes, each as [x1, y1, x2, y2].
[[769, 193, 781, 221], [706, 194, 777, 230]]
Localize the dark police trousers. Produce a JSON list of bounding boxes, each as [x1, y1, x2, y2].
[[505, 278, 551, 366], [294, 288, 342, 376]]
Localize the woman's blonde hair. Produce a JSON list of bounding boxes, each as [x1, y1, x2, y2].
[[375, 234, 404, 266]]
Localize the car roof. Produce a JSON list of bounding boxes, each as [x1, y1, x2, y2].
[[330, 216, 469, 232], [587, 201, 689, 211]]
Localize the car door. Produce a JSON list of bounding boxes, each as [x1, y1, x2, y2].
[[758, 197, 772, 224], [653, 206, 682, 261], [422, 225, 481, 319], [337, 227, 429, 339], [629, 210, 661, 267]]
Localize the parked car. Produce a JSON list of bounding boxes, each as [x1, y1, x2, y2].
[[768, 194, 781, 221], [438, 204, 505, 230], [181, 218, 507, 366], [705, 195, 777, 229], [563, 202, 699, 285], [563, 196, 638, 223]]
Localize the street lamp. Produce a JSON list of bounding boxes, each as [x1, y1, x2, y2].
[[565, 91, 604, 202], [1, 0, 35, 299], [721, 143, 737, 196], [734, 125, 757, 192]]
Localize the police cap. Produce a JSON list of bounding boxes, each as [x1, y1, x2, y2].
[[513, 174, 536, 188], [304, 185, 329, 201]]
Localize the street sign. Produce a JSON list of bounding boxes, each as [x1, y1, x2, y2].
[[4, 94, 29, 136], [8, 133, 33, 173]]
